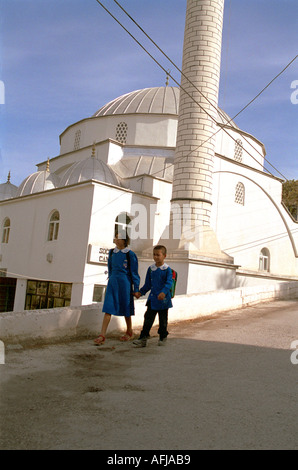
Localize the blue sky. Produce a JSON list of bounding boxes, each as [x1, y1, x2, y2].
[[0, 0, 297, 186]]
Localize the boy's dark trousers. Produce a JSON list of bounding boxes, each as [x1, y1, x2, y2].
[[139, 301, 168, 340]]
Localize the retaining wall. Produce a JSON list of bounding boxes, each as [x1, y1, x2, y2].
[[1, 281, 298, 345]]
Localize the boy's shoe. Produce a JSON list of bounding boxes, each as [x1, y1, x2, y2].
[[158, 338, 167, 346], [133, 338, 147, 348]]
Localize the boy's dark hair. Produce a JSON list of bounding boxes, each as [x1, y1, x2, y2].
[[153, 245, 167, 255]]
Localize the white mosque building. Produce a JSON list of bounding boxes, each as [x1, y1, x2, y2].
[[1, 1, 298, 313]]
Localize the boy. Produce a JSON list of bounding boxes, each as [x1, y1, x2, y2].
[[133, 245, 173, 347]]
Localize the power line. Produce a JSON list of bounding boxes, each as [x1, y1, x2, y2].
[[111, 0, 295, 181], [95, 0, 276, 178]]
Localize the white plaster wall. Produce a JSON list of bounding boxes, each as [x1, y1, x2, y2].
[[211, 165, 298, 276], [0, 184, 97, 310], [217, 127, 265, 171], [0, 185, 93, 283], [60, 114, 178, 155]]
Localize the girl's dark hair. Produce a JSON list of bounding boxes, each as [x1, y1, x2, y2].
[[115, 230, 130, 247]]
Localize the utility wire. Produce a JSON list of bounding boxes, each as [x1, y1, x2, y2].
[[4, 3, 296, 283], [95, 0, 277, 178], [112, 0, 296, 181]]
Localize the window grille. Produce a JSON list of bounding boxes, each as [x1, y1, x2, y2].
[[235, 182, 245, 205], [234, 139, 243, 162], [115, 122, 128, 144], [74, 129, 81, 150]]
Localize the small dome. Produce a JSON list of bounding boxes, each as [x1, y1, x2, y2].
[[0, 173, 18, 200], [59, 155, 120, 187], [16, 170, 60, 197]]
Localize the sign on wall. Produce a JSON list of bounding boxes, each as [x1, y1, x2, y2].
[[88, 245, 110, 264]]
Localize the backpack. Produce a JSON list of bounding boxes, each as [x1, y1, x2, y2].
[[149, 265, 178, 298], [170, 268, 178, 298]]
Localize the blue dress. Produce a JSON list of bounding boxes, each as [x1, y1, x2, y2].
[[102, 247, 140, 317], [140, 263, 173, 310]]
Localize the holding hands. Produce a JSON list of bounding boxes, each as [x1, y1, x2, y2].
[[134, 291, 165, 300]]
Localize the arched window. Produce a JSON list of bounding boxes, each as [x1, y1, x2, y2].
[[234, 139, 243, 162], [235, 182, 245, 205], [115, 122, 128, 144], [114, 212, 131, 240], [2, 218, 10, 243], [259, 248, 270, 272], [48, 211, 60, 241]]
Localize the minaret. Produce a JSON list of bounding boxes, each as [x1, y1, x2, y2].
[[167, 0, 231, 261]]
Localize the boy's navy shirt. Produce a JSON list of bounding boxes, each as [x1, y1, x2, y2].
[[139, 263, 173, 310]]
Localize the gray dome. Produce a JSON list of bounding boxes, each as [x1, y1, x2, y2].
[[92, 86, 239, 128], [16, 170, 60, 197], [93, 86, 179, 117], [59, 156, 120, 187], [0, 174, 18, 200]]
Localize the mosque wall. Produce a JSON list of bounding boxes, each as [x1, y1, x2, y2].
[[212, 164, 298, 276]]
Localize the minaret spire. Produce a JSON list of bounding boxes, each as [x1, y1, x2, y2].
[[165, 70, 170, 87]]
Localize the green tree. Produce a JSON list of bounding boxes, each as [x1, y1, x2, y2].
[[282, 179, 298, 220]]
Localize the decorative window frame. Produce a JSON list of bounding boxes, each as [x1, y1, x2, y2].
[[234, 139, 243, 162], [25, 280, 72, 310], [47, 210, 60, 241], [1, 217, 10, 244], [259, 247, 270, 272], [74, 129, 81, 150], [235, 182, 245, 205], [115, 122, 128, 144]]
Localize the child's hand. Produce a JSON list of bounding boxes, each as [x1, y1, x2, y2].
[[158, 292, 165, 301], [134, 292, 141, 299]]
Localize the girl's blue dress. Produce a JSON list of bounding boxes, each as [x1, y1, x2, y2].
[[103, 247, 140, 317]]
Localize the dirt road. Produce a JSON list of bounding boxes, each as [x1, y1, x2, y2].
[[1, 299, 298, 450]]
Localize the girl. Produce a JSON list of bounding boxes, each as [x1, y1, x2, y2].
[[94, 232, 140, 345]]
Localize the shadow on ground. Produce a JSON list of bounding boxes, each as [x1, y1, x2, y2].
[[0, 327, 297, 450]]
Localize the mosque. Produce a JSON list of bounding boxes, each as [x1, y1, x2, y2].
[[1, 0, 298, 313]]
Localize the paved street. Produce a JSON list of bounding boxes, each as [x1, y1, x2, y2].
[[1, 299, 298, 450]]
